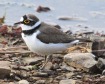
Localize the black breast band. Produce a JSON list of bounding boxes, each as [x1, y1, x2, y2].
[[22, 24, 41, 35]]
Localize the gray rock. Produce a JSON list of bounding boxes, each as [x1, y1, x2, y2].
[[56, 75, 66, 80], [52, 63, 60, 70], [36, 6, 51, 13], [9, 82, 15, 84], [57, 16, 87, 21], [102, 69, 105, 75], [18, 80, 29, 84], [33, 72, 49, 77], [76, 75, 82, 79], [61, 62, 75, 71], [35, 80, 46, 84], [25, 65, 34, 70], [22, 57, 44, 65], [64, 53, 97, 71], [66, 72, 74, 78], [96, 58, 105, 70], [0, 61, 11, 78], [44, 62, 53, 70], [59, 79, 76, 84]]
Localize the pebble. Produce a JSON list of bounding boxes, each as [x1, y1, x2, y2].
[[36, 6, 51, 12], [22, 57, 44, 65], [35, 80, 46, 84], [57, 16, 87, 21], [9, 82, 15, 84], [66, 72, 74, 78], [52, 63, 60, 70], [59, 79, 76, 84], [76, 75, 82, 79], [96, 58, 105, 70], [102, 69, 105, 75], [33, 72, 49, 77], [56, 75, 66, 80], [60, 63, 75, 71], [18, 80, 29, 84], [44, 62, 53, 70]]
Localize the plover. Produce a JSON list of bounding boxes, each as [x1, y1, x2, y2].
[[14, 14, 89, 69]]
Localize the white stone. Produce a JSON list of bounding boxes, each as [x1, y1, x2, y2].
[[18, 80, 29, 84], [59, 79, 76, 84]]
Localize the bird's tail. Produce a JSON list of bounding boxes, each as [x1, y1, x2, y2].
[[76, 38, 92, 42]]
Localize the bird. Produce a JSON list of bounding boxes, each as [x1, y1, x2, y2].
[[14, 14, 90, 69]]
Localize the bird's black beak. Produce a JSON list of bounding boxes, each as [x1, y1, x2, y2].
[[14, 21, 23, 25]]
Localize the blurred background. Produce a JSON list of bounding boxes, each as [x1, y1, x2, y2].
[[0, 0, 105, 32]]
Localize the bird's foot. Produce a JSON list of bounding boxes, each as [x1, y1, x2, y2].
[[39, 55, 52, 71]]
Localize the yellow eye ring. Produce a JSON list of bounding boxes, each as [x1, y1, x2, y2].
[[24, 20, 30, 24]]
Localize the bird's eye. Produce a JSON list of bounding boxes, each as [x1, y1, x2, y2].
[[24, 20, 30, 24]]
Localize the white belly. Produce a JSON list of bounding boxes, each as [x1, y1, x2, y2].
[[22, 31, 79, 55]]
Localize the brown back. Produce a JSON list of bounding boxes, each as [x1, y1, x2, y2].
[[37, 22, 75, 44]]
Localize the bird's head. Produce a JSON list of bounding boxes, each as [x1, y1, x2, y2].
[[14, 14, 41, 30]]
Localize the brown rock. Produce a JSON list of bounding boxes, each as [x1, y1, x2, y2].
[[36, 6, 51, 12], [0, 61, 11, 78], [92, 40, 105, 58], [0, 25, 8, 34], [44, 62, 53, 70]]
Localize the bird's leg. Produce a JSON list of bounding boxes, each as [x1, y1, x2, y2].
[[40, 55, 52, 70]]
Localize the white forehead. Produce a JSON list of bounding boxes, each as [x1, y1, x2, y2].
[[20, 17, 24, 21], [20, 16, 33, 21]]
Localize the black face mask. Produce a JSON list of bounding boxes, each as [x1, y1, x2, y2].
[[22, 15, 36, 26]]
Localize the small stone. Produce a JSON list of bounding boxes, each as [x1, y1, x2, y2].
[[34, 72, 49, 77], [30, 77, 41, 81], [61, 63, 75, 71], [57, 16, 87, 21], [96, 58, 105, 70], [58, 16, 72, 20], [36, 6, 51, 12], [15, 76, 21, 81], [52, 63, 60, 70], [76, 75, 82, 79], [92, 41, 105, 57], [25, 65, 34, 70], [56, 75, 66, 80], [102, 69, 105, 75], [44, 62, 53, 70], [9, 82, 15, 84], [0, 61, 11, 78], [18, 80, 29, 84], [35, 80, 46, 84], [59, 79, 76, 84], [22, 57, 44, 65], [66, 72, 74, 78]]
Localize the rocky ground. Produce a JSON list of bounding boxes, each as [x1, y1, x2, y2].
[[0, 25, 105, 84]]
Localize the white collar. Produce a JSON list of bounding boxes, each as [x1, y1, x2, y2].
[[32, 21, 41, 28]]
